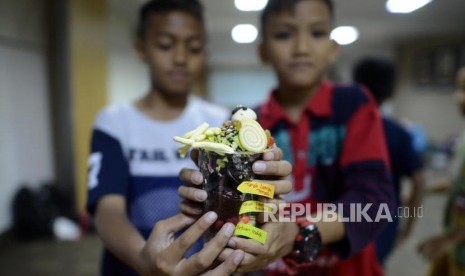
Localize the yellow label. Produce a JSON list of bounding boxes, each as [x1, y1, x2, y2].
[[239, 201, 271, 214], [234, 222, 267, 244], [237, 181, 275, 198]]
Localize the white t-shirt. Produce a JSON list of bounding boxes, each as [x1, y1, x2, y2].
[[87, 96, 228, 235]]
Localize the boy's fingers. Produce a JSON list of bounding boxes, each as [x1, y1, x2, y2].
[[254, 179, 292, 195], [178, 185, 208, 202], [253, 160, 292, 177], [263, 147, 283, 161], [218, 248, 235, 261], [153, 213, 195, 237], [179, 168, 204, 185], [203, 250, 244, 276], [168, 212, 218, 260], [227, 237, 267, 255], [234, 253, 257, 272], [180, 223, 235, 275], [179, 200, 204, 216]]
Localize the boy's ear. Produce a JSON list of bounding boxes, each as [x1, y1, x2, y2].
[[328, 40, 340, 65], [134, 39, 148, 63], [258, 42, 269, 65]]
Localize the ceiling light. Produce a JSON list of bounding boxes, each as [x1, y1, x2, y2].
[[235, 0, 268, 11], [386, 0, 433, 14], [231, 24, 258, 44], [330, 26, 359, 45]]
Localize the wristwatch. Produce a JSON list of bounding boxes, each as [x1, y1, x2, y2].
[[293, 223, 322, 263]]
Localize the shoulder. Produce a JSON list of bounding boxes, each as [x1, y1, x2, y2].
[[383, 117, 412, 140], [191, 96, 229, 116], [330, 84, 375, 122], [93, 102, 132, 139], [332, 84, 372, 106], [190, 96, 230, 123]]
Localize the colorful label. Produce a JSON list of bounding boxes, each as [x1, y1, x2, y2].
[[239, 200, 271, 214], [237, 181, 275, 198], [234, 222, 268, 244]]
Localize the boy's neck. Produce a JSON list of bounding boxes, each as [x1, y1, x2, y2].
[[275, 83, 319, 123], [136, 89, 189, 121]]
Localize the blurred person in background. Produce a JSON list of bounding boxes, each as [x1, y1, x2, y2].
[[353, 57, 424, 265], [86, 0, 292, 275], [419, 67, 465, 276], [86, 0, 237, 274], [179, 0, 395, 275]]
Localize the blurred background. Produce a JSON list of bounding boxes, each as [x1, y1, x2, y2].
[[0, 0, 464, 275]]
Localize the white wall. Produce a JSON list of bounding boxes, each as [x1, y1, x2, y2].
[[0, 0, 55, 233], [335, 45, 395, 83], [336, 43, 464, 142], [107, 1, 148, 104], [393, 41, 465, 142], [394, 84, 464, 142], [208, 67, 276, 109]]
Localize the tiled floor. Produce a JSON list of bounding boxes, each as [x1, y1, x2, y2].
[[385, 192, 446, 276], [0, 233, 102, 276], [0, 193, 447, 276]]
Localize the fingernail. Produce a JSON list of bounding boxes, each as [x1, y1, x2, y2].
[[228, 238, 236, 248], [193, 172, 203, 184], [263, 151, 274, 160], [205, 212, 217, 223], [223, 223, 235, 237], [253, 161, 266, 172], [233, 251, 244, 265], [195, 190, 207, 201]]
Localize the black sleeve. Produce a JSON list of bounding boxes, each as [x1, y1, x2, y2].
[[86, 129, 129, 215]]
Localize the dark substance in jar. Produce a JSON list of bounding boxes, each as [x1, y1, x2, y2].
[[199, 150, 261, 241]]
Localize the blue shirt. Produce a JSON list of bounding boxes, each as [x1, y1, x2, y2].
[[86, 97, 229, 275]]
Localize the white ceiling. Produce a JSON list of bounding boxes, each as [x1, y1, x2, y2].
[[203, 0, 465, 66], [111, 0, 465, 67]]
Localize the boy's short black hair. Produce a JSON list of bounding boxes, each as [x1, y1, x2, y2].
[[260, 0, 334, 35], [137, 0, 204, 40], [353, 57, 397, 105]]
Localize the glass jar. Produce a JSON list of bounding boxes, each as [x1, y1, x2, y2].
[[198, 150, 261, 241]]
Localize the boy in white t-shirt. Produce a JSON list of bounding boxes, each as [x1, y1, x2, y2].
[[86, 0, 292, 275]]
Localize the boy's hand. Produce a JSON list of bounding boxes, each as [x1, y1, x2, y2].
[[178, 147, 293, 215], [139, 211, 244, 276], [418, 235, 454, 261], [217, 221, 299, 272]]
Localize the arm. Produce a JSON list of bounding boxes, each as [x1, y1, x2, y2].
[[313, 211, 345, 244], [427, 178, 452, 194], [396, 127, 425, 241], [419, 225, 465, 261], [397, 171, 424, 241], [332, 99, 394, 256], [87, 115, 147, 271], [94, 195, 147, 274]]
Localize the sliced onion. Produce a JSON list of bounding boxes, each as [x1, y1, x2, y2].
[[238, 119, 267, 153]]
